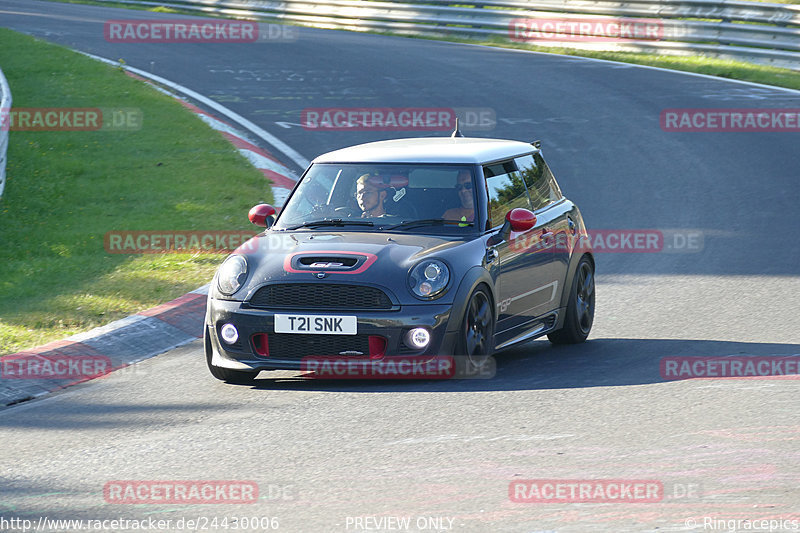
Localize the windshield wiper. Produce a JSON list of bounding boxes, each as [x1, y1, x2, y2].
[[286, 218, 374, 230], [382, 218, 474, 231]]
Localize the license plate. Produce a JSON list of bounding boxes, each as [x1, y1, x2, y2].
[[274, 314, 357, 335]]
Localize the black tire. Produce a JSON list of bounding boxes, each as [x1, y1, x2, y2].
[[205, 327, 259, 384], [548, 256, 595, 344], [455, 286, 495, 374]]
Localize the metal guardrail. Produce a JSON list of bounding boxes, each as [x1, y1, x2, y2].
[[94, 0, 800, 69], [0, 67, 11, 200]]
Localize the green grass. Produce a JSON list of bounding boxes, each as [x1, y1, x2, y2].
[[0, 28, 272, 355]]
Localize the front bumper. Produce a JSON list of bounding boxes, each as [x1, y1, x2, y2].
[[206, 298, 459, 371]]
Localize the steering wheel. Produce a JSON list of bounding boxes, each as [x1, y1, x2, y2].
[[333, 206, 361, 218]]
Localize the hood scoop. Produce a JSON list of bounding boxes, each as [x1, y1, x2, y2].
[[293, 254, 362, 271], [284, 251, 379, 275]]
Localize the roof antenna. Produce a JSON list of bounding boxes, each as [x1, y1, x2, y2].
[[451, 117, 463, 138]]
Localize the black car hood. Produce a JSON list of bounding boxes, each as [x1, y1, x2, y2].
[[233, 230, 475, 302]]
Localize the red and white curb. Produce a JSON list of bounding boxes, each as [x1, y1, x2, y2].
[[1, 62, 302, 407], [0, 287, 209, 406]]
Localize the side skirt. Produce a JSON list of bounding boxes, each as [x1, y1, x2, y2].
[[494, 310, 559, 351]]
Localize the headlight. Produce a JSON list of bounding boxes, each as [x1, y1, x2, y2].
[[217, 255, 248, 295], [408, 259, 449, 299]]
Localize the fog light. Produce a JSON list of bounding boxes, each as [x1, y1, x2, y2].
[[220, 323, 239, 344], [405, 328, 431, 350]]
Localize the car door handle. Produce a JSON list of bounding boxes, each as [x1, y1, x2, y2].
[[540, 229, 554, 247], [486, 248, 498, 263]]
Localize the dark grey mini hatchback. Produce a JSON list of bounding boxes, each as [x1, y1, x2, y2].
[[205, 135, 595, 383]]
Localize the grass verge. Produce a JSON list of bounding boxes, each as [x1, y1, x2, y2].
[[0, 28, 271, 355]]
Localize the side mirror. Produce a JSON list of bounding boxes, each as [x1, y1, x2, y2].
[[248, 203, 276, 228], [506, 208, 536, 232], [488, 208, 537, 246]]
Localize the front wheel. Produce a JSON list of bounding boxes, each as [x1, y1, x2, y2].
[[548, 256, 595, 344], [456, 287, 495, 373]]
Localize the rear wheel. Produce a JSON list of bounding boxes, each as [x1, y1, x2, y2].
[[205, 327, 259, 384], [548, 256, 594, 344], [456, 287, 494, 373]]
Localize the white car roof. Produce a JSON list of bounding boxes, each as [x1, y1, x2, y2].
[[312, 137, 538, 165]]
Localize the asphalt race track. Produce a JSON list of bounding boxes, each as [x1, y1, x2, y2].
[[1, 1, 799, 531]]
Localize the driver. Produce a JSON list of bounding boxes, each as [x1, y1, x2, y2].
[[355, 174, 388, 217]]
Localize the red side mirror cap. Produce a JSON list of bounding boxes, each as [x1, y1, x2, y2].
[[248, 204, 276, 227], [506, 208, 536, 232]]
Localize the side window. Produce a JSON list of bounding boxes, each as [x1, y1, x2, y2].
[[533, 153, 563, 204], [515, 153, 559, 210], [483, 160, 533, 229]]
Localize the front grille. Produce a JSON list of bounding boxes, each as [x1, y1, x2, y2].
[[249, 284, 393, 310], [266, 334, 372, 359]]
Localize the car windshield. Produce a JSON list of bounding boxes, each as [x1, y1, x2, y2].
[[275, 163, 478, 233]]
